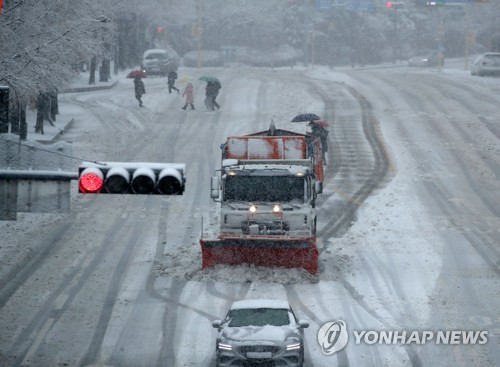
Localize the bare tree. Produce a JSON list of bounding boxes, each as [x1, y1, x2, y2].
[[0, 0, 114, 134]]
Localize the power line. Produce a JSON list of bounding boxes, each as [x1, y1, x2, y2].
[[2, 137, 106, 166]]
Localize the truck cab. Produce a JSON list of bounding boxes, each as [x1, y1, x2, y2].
[[211, 159, 318, 237]]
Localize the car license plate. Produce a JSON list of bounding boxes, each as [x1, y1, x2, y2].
[[246, 351, 272, 359]]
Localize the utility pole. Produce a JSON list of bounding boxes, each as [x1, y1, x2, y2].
[[464, 5, 471, 70], [309, 30, 316, 69], [196, 0, 203, 68]]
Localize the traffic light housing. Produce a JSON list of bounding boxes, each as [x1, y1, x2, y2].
[[386, 1, 404, 8], [78, 162, 185, 195]]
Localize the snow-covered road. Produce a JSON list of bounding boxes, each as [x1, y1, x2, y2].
[[0, 64, 498, 367]]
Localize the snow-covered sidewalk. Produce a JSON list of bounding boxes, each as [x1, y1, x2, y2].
[[21, 70, 127, 142]]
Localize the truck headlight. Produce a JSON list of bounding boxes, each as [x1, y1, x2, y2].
[[273, 204, 281, 213], [249, 205, 257, 213]]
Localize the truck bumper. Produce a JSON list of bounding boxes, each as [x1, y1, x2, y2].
[[200, 236, 318, 274]]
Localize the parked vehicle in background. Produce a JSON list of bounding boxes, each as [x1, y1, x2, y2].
[[408, 50, 444, 68], [470, 52, 500, 76], [141, 48, 179, 77], [212, 299, 309, 367]]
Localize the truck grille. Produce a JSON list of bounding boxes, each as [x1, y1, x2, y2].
[[241, 220, 290, 235]]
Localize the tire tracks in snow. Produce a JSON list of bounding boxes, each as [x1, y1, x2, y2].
[[278, 76, 401, 367]]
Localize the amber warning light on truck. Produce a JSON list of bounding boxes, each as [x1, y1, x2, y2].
[[78, 162, 186, 195]]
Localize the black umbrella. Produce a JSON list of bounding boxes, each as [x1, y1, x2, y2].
[[291, 113, 321, 122]]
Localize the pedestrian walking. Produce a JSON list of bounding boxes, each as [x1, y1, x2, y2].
[[167, 71, 179, 94], [308, 120, 329, 162], [182, 83, 195, 110], [205, 81, 214, 110], [134, 76, 146, 107], [205, 80, 221, 111], [212, 80, 221, 110]]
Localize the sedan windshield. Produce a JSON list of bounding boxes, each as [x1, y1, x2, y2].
[[227, 308, 290, 327], [224, 175, 305, 202]]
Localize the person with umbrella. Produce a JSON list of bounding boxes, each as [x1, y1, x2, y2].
[[209, 79, 221, 110], [134, 76, 146, 107], [200, 76, 221, 111], [308, 120, 329, 163], [167, 70, 179, 94], [204, 82, 214, 110]]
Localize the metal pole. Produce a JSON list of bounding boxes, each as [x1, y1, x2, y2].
[[196, 0, 203, 68], [311, 31, 315, 69], [464, 6, 470, 70]]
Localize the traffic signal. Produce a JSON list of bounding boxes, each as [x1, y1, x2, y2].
[[386, 1, 404, 8], [78, 162, 186, 195]]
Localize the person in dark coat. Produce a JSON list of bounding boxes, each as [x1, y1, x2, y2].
[[134, 76, 146, 107], [205, 80, 221, 111], [308, 121, 329, 162], [211, 80, 221, 110], [167, 71, 179, 94], [204, 82, 213, 110]]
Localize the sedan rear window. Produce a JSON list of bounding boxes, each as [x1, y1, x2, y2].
[[145, 53, 168, 60], [484, 54, 500, 64]]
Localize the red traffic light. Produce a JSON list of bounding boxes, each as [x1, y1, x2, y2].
[[386, 1, 404, 8], [78, 162, 186, 195], [79, 167, 104, 193]]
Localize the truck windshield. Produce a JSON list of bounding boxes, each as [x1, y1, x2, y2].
[[224, 175, 305, 202]]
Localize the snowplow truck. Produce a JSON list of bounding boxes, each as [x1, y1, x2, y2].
[[200, 125, 324, 274]]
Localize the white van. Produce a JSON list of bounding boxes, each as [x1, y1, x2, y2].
[[141, 48, 180, 76]]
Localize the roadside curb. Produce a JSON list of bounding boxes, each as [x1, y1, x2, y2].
[[61, 80, 119, 94], [50, 79, 120, 141], [51, 118, 75, 141]]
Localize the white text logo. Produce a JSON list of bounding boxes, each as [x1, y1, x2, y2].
[[317, 320, 349, 355], [318, 321, 489, 356]]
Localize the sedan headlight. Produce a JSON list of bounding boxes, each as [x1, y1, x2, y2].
[[218, 342, 232, 351], [286, 342, 301, 351]]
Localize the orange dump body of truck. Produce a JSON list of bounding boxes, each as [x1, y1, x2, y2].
[[224, 129, 324, 182]]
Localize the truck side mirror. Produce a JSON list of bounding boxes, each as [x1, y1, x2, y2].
[[211, 176, 220, 200], [315, 181, 323, 194], [212, 320, 222, 328]]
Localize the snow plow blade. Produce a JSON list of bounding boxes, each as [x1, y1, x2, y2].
[[200, 236, 318, 274]]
